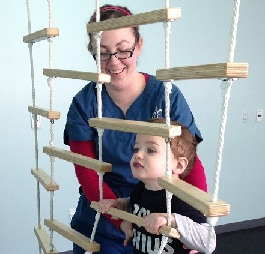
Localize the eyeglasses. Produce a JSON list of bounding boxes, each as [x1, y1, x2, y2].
[[92, 43, 136, 61]]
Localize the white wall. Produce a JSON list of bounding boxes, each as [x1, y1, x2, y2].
[[0, 0, 264, 253]]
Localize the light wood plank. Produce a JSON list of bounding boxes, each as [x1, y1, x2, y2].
[[158, 176, 230, 217], [44, 219, 100, 252], [87, 8, 181, 33], [43, 68, 111, 83], [156, 62, 248, 81], [28, 106, 60, 120], [91, 201, 180, 239], [43, 146, 112, 173], [31, 168, 59, 191], [23, 28, 59, 43], [89, 118, 181, 138], [34, 226, 58, 254]]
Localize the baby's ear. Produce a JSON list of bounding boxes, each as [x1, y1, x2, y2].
[[172, 157, 188, 176]]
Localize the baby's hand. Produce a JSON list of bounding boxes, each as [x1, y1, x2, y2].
[[120, 220, 133, 246], [183, 244, 198, 253], [143, 213, 168, 235]]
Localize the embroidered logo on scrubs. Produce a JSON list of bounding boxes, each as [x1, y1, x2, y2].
[[152, 106, 162, 118]]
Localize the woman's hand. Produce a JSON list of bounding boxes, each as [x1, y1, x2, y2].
[[98, 198, 126, 213], [98, 199, 115, 213]]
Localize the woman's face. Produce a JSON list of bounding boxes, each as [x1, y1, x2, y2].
[[91, 27, 142, 90]]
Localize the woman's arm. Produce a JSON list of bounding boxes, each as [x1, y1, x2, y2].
[[184, 154, 208, 192], [69, 139, 122, 228]]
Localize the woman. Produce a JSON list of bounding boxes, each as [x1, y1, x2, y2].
[[64, 4, 207, 254]]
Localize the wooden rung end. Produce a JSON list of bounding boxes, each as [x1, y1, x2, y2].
[[34, 226, 58, 254], [91, 201, 180, 239], [158, 176, 230, 217], [44, 219, 100, 252], [89, 118, 181, 138], [87, 7, 181, 33], [23, 28, 59, 43], [31, 168, 59, 191], [156, 62, 249, 81], [43, 146, 112, 173], [28, 106, 60, 120], [43, 68, 111, 83]]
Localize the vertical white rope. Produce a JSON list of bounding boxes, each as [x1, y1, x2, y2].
[[228, 0, 241, 62], [95, 30, 103, 119], [157, 137, 171, 254], [165, 0, 169, 9], [206, 217, 218, 254], [88, 2, 104, 253], [46, 0, 56, 251], [206, 1, 241, 253], [95, 0, 103, 119], [212, 80, 233, 203], [26, 0, 32, 34], [212, 0, 241, 205], [26, 1, 41, 254], [164, 17, 172, 125], [158, 1, 172, 253], [48, 0, 52, 27], [164, 21, 171, 69], [163, 3, 172, 124], [97, 128, 104, 202]]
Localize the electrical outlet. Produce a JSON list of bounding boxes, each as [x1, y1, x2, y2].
[[242, 110, 248, 123], [68, 208, 76, 224], [256, 109, 263, 123]]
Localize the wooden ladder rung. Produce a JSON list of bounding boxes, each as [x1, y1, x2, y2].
[[158, 176, 230, 217], [34, 226, 58, 254], [31, 168, 59, 191], [23, 28, 59, 43], [43, 146, 112, 173], [91, 201, 180, 239], [89, 118, 181, 138], [87, 7, 181, 33], [43, 68, 111, 83], [44, 219, 100, 252], [28, 106, 60, 120], [156, 62, 249, 81]]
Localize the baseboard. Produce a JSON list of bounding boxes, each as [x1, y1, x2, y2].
[[216, 217, 265, 234]]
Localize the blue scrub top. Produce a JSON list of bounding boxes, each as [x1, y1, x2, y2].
[[64, 74, 203, 242]]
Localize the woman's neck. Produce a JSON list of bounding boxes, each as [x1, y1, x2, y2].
[[107, 72, 146, 115]]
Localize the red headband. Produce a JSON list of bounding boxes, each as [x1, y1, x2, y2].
[[90, 6, 131, 22]]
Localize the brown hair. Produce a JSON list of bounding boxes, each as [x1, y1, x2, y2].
[[148, 118, 198, 179], [87, 4, 140, 52]]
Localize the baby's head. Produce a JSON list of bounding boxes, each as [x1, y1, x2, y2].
[[148, 118, 198, 179]]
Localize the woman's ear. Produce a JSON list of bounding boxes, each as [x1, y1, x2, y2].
[[172, 157, 188, 176], [88, 45, 93, 54], [88, 45, 96, 61], [135, 37, 143, 56]]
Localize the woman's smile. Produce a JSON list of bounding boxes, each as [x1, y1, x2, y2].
[[107, 67, 125, 75]]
